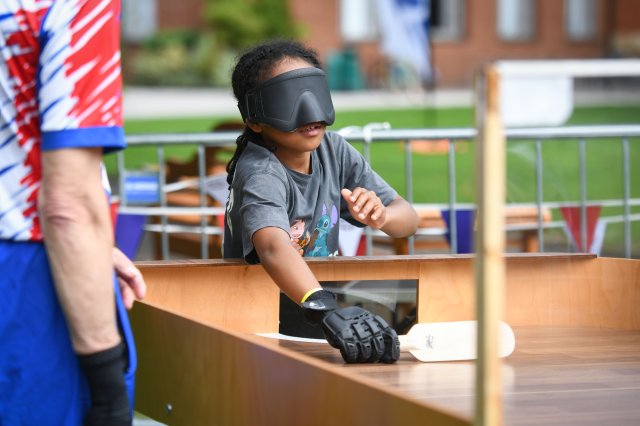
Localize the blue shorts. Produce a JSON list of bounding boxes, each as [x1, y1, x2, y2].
[[0, 241, 137, 425]]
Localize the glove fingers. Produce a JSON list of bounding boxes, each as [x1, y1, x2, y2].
[[371, 314, 400, 364], [339, 340, 360, 363], [361, 318, 384, 362], [380, 328, 401, 364], [350, 321, 373, 362], [322, 307, 397, 364]]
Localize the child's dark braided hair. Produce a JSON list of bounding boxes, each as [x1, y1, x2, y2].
[[226, 39, 323, 186]]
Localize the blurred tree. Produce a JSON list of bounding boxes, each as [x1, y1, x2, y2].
[[204, 0, 301, 50], [126, 0, 302, 87]]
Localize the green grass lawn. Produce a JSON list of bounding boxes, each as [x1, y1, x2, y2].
[[113, 104, 640, 257], [115, 105, 640, 203]]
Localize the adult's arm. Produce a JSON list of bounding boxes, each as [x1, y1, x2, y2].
[[39, 147, 120, 355]]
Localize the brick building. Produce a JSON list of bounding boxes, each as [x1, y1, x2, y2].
[[125, 0, 640, 88]]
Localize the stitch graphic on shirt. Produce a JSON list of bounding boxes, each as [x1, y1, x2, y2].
[[306, 204, 338, 257]]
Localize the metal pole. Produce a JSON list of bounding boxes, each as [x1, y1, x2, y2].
[[579, 139, 588, 252], [117, 151, 127, 207], [405, 139, 415, 254], [197, 145, 209, 259], [363, 135, 373, 256], [448, 139, 458, 254], [535, 139, 544, 252], [361, 123, 390, 256], [157, 146, 169, 260], [622, 138, 631, 258]]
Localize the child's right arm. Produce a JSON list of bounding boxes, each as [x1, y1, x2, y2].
[[252, 226, 400, 364], [252, 226, 322, 303]]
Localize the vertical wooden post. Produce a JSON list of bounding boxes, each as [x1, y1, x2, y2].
[[474, 64, 506, 426]]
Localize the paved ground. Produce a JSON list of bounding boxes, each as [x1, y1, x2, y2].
[[123, 85, 640, 120], [122, 86, 473, 119]]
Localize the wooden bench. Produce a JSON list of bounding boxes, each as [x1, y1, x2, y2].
[[152, 147, 229, 259], [382, 205, 552, 255], [152, 120, 242, 259], [153, 188, 225, 259], [154, 199, 552, 259]]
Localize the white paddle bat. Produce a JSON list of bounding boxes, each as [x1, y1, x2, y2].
[[258, 320, 516, 362], [397, 320, 515, 362]]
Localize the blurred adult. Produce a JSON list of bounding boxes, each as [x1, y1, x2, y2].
[[0, 1, 145, 424]]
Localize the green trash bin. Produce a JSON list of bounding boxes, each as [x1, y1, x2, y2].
[[327, 49, 365, 91]]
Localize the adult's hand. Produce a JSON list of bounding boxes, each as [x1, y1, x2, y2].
[[112, 247, 146, 309]]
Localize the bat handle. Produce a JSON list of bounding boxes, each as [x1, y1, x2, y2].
[[397, 334, 414, 352]]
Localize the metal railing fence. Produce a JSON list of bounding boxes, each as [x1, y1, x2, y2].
[[116, 124, 639, 259]]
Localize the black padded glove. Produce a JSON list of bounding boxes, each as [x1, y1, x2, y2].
[[302, 290, 400, 364], [78, 341, 132, 426]]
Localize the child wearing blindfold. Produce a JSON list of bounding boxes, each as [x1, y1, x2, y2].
[[223, 39, 419, 364]]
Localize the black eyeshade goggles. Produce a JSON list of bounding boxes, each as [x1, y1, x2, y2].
[[238, 67, 335, 132]]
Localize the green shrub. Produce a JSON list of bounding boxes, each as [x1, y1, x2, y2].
[[125, 0, 301, 87]]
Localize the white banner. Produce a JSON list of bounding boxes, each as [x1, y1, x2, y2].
[[375, 0, 432, 84], [500, 75, 574, 127]]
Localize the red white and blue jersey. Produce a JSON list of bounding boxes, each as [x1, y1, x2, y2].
[[0, 0, 125, 242]]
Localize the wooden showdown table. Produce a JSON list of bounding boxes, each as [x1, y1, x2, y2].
[[130, 254, 640, 425]]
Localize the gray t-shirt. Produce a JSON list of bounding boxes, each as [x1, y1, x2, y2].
[[222, 131, 398, 263]]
